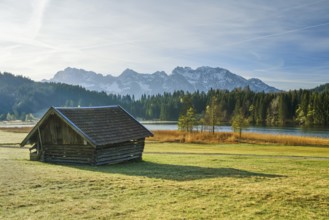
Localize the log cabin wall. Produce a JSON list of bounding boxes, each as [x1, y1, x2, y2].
[[41, 114, 84, 145], [40, 114, 95, 164], [42, 144, 95, 164], [21, 106, 153, 165], [95, 138, 145, 165]]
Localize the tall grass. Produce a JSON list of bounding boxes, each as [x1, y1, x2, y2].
[[241, 132, 329, 146], [148, 130, 329, 146]]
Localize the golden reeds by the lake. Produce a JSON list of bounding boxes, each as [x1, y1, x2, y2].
[[148, 130, 329, 146], [1, 126, 328, 147]]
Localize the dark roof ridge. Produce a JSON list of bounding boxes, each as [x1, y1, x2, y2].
[[54, 105, 120, 110]]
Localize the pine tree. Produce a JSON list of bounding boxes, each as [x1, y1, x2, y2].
[[203, 96, 221, 133], [231, 109, 249, 140], [178, 107, 196, 132], [296, 105, 306, 125]]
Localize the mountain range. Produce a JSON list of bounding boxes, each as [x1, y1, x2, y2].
[[48, 66, 279, 97], [1, 71, 328, 122]]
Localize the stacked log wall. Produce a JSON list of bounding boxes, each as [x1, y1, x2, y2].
[[95, 138, 145, 165], [42, 139, 145, 165], [42, 144, 95, 164]]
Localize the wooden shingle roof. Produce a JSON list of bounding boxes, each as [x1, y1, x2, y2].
[[21, 106, 153, 147]]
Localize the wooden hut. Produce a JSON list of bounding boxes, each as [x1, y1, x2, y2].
[[20, 106, 153, 165]]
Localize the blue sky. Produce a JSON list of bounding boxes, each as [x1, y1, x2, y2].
[[0, 0, 329, 90]]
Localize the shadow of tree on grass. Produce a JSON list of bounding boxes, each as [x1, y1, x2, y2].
[[69, 161, 284, 181]]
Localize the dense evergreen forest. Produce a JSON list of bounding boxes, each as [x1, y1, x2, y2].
[[1, 72, 329, 127]]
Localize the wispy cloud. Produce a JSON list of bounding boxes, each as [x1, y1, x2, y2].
[[0, 0, 328, 89]]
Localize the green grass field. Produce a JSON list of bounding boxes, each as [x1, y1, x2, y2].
[[0, 130, 329, 219]]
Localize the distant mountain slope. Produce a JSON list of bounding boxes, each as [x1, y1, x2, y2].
[[312, 83, 329, 93], [0, 72, 125, 120], [171, 67, 279, 93], [48, 66, 279, 97]]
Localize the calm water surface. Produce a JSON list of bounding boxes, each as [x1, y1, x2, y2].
[[1, 121, 328, 138], [142, 123, 329, 138]]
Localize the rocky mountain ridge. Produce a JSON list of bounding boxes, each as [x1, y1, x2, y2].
[[48, 66, 279, 97]]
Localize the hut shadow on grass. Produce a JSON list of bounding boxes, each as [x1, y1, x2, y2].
[[68, 161, 284, 181]]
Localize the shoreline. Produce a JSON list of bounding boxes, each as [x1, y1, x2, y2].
[[1, 126, 328, 146]]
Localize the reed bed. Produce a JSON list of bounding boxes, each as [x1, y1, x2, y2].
[[148, 130, 329, 146], [241, 132, 329, 146], [0, 127, 32, 133], [1, 126, 328, 147]]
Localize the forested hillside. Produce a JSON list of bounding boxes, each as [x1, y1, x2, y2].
[[1, 72, 329, 126], [312, 83, 329, 93], [0, 72, 130, 120]]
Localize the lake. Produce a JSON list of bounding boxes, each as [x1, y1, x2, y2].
[[1, 120, 328, 139], [141, 122, 329, 139]]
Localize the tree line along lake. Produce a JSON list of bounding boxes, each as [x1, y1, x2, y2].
[[0, 120, 328, 139], [141, 122, 329, 139]]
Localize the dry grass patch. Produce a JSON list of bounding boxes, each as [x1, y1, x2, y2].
[[0, 126, 32, 133], [148, 130, 329, 146], [242, 132, 329, 146], [148, 130, 234, 144]]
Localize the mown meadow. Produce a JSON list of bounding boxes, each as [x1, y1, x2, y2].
[[0, 128, 328, 219]]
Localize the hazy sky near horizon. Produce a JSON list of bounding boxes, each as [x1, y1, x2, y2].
[[1, 0, 329, 90]]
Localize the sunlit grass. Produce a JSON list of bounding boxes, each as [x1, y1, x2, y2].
[[145, 142, 329, 158], [1, 128, 329, 219], [0, 129, 30, 146], [1, 143, 329, 219], [0, 127, 32, 133]]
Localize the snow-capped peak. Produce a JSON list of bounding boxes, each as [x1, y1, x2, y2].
[[48, 66, 279, 98]]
